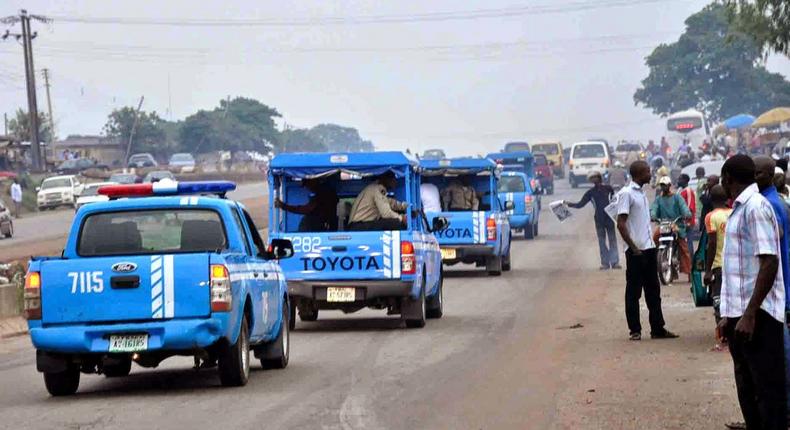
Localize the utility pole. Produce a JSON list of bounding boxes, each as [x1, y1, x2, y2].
[[3, 113, 7, 136], [1, 10, 51, 171], [42, 68, 55, 155], [124, 96, 145, 165]]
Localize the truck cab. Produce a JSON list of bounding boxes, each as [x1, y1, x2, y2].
[[24, 181, 294, 396], [268, 152, 446, 329], [498, 171, 541, 240], [421, 158, 513, 275]]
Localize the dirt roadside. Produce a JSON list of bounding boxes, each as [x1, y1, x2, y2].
[[1, 197, 269, 262]]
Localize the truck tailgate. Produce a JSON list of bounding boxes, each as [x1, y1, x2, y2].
[[428, 211, 488, 245], [40, 254, 210, 324]]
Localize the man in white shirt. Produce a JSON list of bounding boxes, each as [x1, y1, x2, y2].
[[616, 160, 678, 341], [10, 178, 22, 218], [420, 183, 441, 213]]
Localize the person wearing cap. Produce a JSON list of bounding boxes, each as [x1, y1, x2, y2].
[[651, 175, 693, 281], [564, 170, 620, 270], [347, 171, 409, 231]]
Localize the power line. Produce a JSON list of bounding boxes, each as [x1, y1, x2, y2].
[[48, 0, 678, 27]]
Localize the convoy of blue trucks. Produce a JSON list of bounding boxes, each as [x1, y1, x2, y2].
[[22, 147, 545, 395]]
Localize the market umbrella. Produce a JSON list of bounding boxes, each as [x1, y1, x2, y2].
[[753, 107, 790, 128], [724, 113, 755, 129]]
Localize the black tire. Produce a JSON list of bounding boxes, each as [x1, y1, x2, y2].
[[658, 248, 672, 286], [2, 222, 12, 238], [403, 277, 427, 328], [534, 222, 539, 237], [502, 248, 512, 271], [103, 357, 132, 378], [259, 301, 290, 370], [487, 255, 502, 276], [44, 367, 80, 396], [218, 315, 250, 387], [426, 271, 444, 319], [288, 300, 296, 331], [524, 223, 535, 240], [298, 304, 318, 322]]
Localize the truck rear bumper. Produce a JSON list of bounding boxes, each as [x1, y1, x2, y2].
[[30, 316, 228, 354], [288, 279, 413, 302], [440, 244, 496, 264]]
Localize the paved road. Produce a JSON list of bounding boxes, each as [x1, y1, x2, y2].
[[0, 180, 593, 429], [0, 182, 268, 249]]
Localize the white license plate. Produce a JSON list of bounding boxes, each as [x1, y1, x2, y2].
[[440, 248, 456, 260], [109, 334, 148, 353], [327, 287, 356, 302]]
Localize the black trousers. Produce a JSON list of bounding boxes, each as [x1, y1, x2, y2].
[[726, 311, 787, 430], [624, 248, 665, 334]]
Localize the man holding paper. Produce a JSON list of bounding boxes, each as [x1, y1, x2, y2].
[[564, 171, 620, 270]]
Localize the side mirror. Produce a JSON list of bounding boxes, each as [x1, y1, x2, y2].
[[504, 201, 515, 211], [267, 238, 294, 260], [432, 216, 449, 232]]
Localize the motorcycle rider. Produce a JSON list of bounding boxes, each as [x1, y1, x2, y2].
[[651, 176, 693, 282]]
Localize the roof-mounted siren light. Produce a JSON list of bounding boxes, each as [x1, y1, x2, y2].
[[98, 181, 237, 199]]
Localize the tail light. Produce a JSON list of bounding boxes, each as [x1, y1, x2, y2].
[[401, 241, 416, 275], [210, 265, 232, 312], [486, 218, 497, 241], [24, 272, 42, 320], [525, 195, 534, 210]]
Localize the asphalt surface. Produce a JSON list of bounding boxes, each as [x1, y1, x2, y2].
[[0, 180, 591, 429], [0, 182, 267, 249]]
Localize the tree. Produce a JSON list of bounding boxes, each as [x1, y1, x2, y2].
[[179, 97, 279, 155], [634, 3, 790, 122], [278, 128, 327, 153], [103, 107, 170, 158], [7, 108, 53, 143], [725, 0, 790, 56], [307, 124, 375, 152]]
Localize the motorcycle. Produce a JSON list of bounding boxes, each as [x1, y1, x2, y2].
[[656, 217, 681, 286]]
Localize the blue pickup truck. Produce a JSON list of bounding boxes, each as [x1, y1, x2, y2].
[[421, 158, 513, 275], [498, 171, 541, 239], [23, 181, 294, 396], [269, 152, 447, 329]]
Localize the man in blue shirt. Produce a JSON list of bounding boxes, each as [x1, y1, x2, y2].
[[755, 155, 790, 418]]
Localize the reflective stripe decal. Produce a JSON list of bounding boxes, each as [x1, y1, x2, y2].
[[392, 230, 401, 279], [163, 255, 175, 318], [151, 255, 175, 319], [151, 255, 164, 319]]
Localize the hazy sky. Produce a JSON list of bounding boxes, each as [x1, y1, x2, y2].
[[1, 0, 788, 156]]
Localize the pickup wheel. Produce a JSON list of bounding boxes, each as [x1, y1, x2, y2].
[[218, 315, 250, 387], [258, 302, 290, 370], [103, 357, 132, 377], [426, 271, 444, 319], [502, 249, 512, 272], [403, 276, 427, 328], [298, 304, 318, 322], [486, 256, 503, 276], [43, 367, 80, 396], [288, 300, 296, 331], [525, 223, 535, 240]]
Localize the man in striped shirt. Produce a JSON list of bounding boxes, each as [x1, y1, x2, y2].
[[717, 155, 786, 430]]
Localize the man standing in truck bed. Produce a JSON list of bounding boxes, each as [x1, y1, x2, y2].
[[347, 171, 408, 231]]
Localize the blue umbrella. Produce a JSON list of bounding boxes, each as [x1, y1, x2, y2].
[[724, 114, 756, 129]]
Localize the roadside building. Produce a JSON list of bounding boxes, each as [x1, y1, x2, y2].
[[52, 135, 124, 167]]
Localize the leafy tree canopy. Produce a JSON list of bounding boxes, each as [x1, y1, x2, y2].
[[725, 0, 790, 56], [103, 107, 169, 157], [634, 3, 790, 122], [307, 124, 375, 153], [8, 108, 53, 143]]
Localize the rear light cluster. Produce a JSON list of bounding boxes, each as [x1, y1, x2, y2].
[[24, 272, 42, 320], [401, 241, 416, 275], [525, 195, 534, 209], [210, 265, 232, 312], [486, 218, 497, 241]]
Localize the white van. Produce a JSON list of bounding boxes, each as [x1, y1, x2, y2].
[[568, 141, 611, 188]]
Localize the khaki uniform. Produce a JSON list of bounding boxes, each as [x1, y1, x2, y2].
[[349, 183, 407, 223], [442, 183, 478, 211]]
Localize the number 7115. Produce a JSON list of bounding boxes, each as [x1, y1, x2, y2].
[[68, 271, 104, 294]]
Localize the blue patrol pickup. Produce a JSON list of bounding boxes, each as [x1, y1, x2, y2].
[[498, 171, 541, 240], [269, 152, 447, 329], [421, 158, 513, 275], [23, 181, 294, 396]]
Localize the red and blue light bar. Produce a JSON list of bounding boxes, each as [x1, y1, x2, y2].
[[98, 181, 236, 198]]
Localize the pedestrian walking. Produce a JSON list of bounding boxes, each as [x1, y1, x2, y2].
[[677, 173, 697, 258], [615, 160, 678, 341], [564, 171, 620, 270], [10, 178, 22, 219], [717, 155, 786, 430], [703, 185, 731, 337]]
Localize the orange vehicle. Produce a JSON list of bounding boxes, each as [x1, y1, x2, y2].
[[531, 142, 564, 178]]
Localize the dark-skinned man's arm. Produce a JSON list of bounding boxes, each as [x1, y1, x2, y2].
[[735, 254, 779, 341], [704, 233, 717, 285], [617, 213, 641, 256]]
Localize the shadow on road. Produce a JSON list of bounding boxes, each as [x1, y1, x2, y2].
[[443, 270, 491, 279], [294, 317, 404, 332]]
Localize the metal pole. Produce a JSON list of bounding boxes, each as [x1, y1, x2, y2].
[[124, 96, 145, 165], [21, 10, 42, 171], [42, 68, 55, 156]]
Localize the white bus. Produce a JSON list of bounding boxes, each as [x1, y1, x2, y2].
[[666, 109, 710, 152]]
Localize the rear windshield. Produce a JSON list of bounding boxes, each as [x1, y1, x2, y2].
[[497, 176, 526, 193], [532, 144, 559, 155], [78, 209, 227, 256], [42, 178, 71, 189], [504, 142, 529, 152], [616, 144, 641, 152], [573, 144, 606, 158], [534, 155, 548, 166]]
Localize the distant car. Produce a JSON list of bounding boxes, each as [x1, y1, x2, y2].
[[421, 149, 446, 160], [503, 142, 530, 153], [531, 142, 564, 178], [0, 199, 13, 238], [36, 175, 84, 210], [613, 143, 646, 167], [74, 182, 115, 210], [568, 141, 611, 188], [55, 158, 108, 175], [127, 153, 158, 168], [143, 170, 175, 183], [108, 173, 140, 184], [168, 153, 196, 173], [533, 153, 555, 195]]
